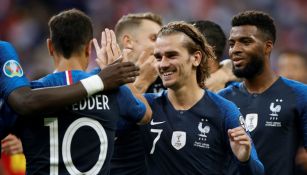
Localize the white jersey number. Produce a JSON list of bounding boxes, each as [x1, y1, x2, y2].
[[44, 117, 108, 175], [150, 129, 163, 154]]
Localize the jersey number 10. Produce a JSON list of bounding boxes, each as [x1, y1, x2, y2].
[[44, 117, 108, 175]]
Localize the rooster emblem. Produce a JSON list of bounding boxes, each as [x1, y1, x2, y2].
[[198, 119, 210, 137], [269, 99, 282, 116]]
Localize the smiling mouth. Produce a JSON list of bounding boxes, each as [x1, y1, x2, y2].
[[161, 72, 174, 81], [233, 59, 244, 67]]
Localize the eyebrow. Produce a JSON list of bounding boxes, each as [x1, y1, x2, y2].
[[229, 36, 253, 41], [154, 50, 179, 58]]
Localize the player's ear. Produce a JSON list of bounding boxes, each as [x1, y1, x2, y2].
[[47, 38, 54, 56], [85, 40, 92, 57], [192, 51, 202, 67], [265, 40, 273, 55], [122, 34, 133, 50]]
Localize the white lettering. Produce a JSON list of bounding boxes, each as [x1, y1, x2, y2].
[[88, 96, 95, 110], [72, 94, 110, 111], [72, 103, 78, 110], [96, 95, 102, 110], [103, 95, 110, 110], [80, 99, 87, 110]]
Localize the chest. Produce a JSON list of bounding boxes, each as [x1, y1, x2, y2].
[[230, 92, 298, 135], [147, 106, 227, 153]]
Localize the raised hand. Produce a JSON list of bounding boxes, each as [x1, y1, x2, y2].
[[228, 126, 251, 162], [94, 28, 140, 91], [93, 28, 122, 69], [134, 48, 158, 93]]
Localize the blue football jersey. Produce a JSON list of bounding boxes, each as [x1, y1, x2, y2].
[[15, 70, 146, 175], [110, 77, 166, 175], [219, 77, 307, 175], [0, 41, 29, 99], [0, 41, 29, 145], [90, 67, 166, 175], [141, 90, 264, 175]]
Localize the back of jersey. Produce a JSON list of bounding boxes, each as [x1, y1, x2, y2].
[[15, 70, 121, 175]]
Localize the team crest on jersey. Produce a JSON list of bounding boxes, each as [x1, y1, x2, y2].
[[264, 99, 282, 127], [3, 60, 23, 78], [269, 99, 282, 117], [198, 118, 210, 137], [194, 118, 211, 149], [245, 113, 258, 132], [171, 131, 186, 150]]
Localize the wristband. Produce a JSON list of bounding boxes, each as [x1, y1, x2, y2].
[[80, 75, 104, 97]]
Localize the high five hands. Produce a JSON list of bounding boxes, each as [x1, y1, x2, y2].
[[93, 29, 140, 90]]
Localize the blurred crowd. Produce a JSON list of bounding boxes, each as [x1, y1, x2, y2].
[[0, 0, 307, 80], [0, 1, 307, 175]]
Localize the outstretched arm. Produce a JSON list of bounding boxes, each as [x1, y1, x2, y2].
[[5, 48, 139, 116]]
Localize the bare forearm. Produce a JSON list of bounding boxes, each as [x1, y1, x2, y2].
[[134, 79, 151, 93], [7, 83, 87, 116]]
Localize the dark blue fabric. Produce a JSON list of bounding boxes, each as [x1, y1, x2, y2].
[[16, 70, 146, 175], [141, 90, 263, 175], [219, 77, 307, 175]]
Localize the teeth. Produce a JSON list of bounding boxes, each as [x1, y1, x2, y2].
[[163, 72, 173, 76]]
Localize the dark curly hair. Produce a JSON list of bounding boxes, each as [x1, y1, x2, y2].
[[232, 10, 276, 44], [158, 21, 216, 88], [48, 9, 93, 59]]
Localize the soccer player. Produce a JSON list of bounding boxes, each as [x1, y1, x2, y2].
[[14, 9, 151, 175], [91, 12, 164, 175], [0, 41, 139, 144], [0, 41, 139, 116], [141, 21, 264, 174], [218, 10, 307, 175]]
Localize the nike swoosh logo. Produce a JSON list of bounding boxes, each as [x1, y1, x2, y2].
[[150, 119, 166, 125]]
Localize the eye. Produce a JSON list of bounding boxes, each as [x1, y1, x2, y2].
[[242, 39, 253, 45], [150, 34, 157, 42], [154, 53, 162, 61], [229, 41, 234, 48]]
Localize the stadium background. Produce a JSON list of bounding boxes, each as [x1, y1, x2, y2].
[[0, 0, 306, 175]]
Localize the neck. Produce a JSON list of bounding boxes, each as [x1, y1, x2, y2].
[[209, 60, 220, 73], [244, 63, 278, 94], [167, 82, 204, 110], [53, 55, 87, 72]]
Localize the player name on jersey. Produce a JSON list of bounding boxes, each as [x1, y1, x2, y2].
[[71, 94, 110, 111]]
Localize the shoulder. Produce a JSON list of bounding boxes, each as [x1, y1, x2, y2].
[[280, 77, 307, 95], [207, 91, 238, 109], [144, 90, 165, 105], [31, 73, 62, 89], [206, 90, 241, 119], [0, 41, 19, 64], [217, 82, 242, 97], [280, 78, 307, 113], [31, 71, 91, 89]]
